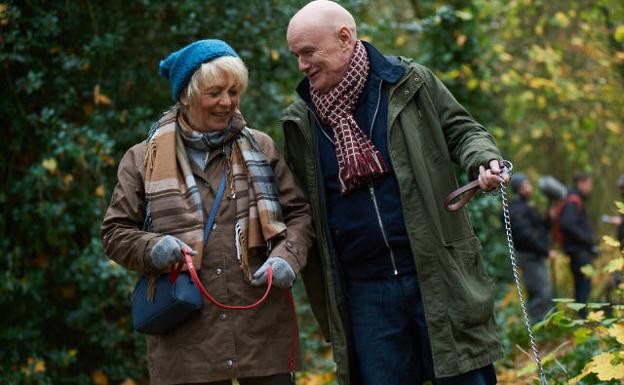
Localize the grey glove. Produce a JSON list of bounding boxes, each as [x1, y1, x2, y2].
[[149, 235, 197, 269], [251, 257, 296, 289]]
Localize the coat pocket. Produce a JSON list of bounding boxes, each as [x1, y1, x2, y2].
[[440, 236, 495, 328]]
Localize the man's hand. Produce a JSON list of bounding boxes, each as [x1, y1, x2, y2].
[[251, 257, 296, 289], [478, 160, 510, 191]]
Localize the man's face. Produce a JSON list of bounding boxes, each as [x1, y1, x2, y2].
[[578, 177, 593, 196], [287, 26, 351, 93], [519, 180, 533, 199]]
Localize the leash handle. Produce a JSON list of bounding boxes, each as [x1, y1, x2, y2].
[[444, 160, 513, 212], [181, 248, 273, 310]]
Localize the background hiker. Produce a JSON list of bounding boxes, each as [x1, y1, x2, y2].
[[507, 173, 554, 322], [559, 172, 596, 317]]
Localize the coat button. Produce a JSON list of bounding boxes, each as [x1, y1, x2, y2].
[[414, 76, 420, 81], [212, 223, 218, 230], [226, 359, 233, 368], [216, 268, 223, 275], [219, 313, 227, 321]]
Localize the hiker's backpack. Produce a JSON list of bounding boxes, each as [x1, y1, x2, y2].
[[551, 194, 583, 247]]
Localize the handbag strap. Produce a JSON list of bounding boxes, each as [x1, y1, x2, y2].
[[204, 172, 227, 244], [169, 172, 227, 283]]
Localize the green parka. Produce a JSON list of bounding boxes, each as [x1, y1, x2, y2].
[[281, 57, 504, 384]]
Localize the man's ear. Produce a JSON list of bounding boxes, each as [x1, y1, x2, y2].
[[337, 26, 354, 50]]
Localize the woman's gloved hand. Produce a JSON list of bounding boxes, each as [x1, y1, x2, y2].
[[251, 257, 295, 289], [149, 235, 197, 269]]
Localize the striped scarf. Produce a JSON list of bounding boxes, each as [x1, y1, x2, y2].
[[144, 106, 286, 281], [311, 40, 388, 194]]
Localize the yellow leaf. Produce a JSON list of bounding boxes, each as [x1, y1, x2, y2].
[[606, 258, 624, 273], [63, 174, 74, 189], [603, 235, 621, 248], [0, 3, 8, 25], [94, 85, 111, 106], [499, 52, 513, 62], [92, 370, 109, 385], [270, 49, 280, 61], [580, 263, 594, 278], [571, 36, 583, 47], [589, 352, 624, 381], [467, 79, 478, 90], [616, 201, 624, 215], [34, 359, 46, 373], [360, 35, 372, 42], [446, 69, 460, 79], [95, 185, 106, 197], [553, 11, 570, 28], [608, 323, 624, 344], [534, 24, 543, 36], [119, 379, 137, 385], [587, 310, 605, 323], [615, 25, 624, 43], [68, 349, 78, 357], [394, 35, 407, 48], [606, 121, 621, 135], [42, 158, 58, 174], [456, 34, 467, 47]]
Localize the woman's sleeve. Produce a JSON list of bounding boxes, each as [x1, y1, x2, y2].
[[100, 143, 163, 273]]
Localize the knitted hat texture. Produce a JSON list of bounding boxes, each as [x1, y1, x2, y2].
[[159, 39, 238, 101]]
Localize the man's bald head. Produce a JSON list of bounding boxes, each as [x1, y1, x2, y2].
[[287, 1, 359, 93], [287, 0, 357, 42]]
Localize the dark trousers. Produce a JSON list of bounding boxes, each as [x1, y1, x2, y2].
[[570, 251, 592, 303], [347, 273, 497, 385], [518, 251, 553, 322], [569, 250, 592, 317], [181, 374, 294, 385]]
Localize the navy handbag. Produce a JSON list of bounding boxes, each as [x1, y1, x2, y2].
[[132, 265, 202, 335], [131, 173, 226, 335]]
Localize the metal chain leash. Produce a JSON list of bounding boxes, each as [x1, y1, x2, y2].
[[498, 160, 548, 385]]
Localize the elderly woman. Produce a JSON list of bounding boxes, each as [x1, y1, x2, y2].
[[101, 39, 314, 385]]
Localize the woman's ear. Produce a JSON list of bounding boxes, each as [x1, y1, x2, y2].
[[179, 93, 189, 107]]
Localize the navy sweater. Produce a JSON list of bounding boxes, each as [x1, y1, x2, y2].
[[296, 42, 416, 280]]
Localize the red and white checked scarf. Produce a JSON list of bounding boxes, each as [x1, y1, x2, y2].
[[311, 40, 388, 194]]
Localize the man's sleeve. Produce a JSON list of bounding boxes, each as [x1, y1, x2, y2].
[[423, 67, 502, 179]]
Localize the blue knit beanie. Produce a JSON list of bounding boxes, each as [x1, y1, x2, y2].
[[159, 39, 239, 101]]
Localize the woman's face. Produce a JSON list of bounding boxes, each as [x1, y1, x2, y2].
[[184, 70, 241, 132]]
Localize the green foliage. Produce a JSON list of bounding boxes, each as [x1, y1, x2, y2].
[[496, 232, 624, 384]]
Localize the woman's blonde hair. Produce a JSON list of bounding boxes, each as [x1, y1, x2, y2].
[[182, 56, 248, 104]]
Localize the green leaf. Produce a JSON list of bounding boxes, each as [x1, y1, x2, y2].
[[567, 303, 587, 312], [615, 25, 624, 43]]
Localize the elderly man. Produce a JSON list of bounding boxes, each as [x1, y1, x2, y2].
[[282, 1, 506, 384]]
